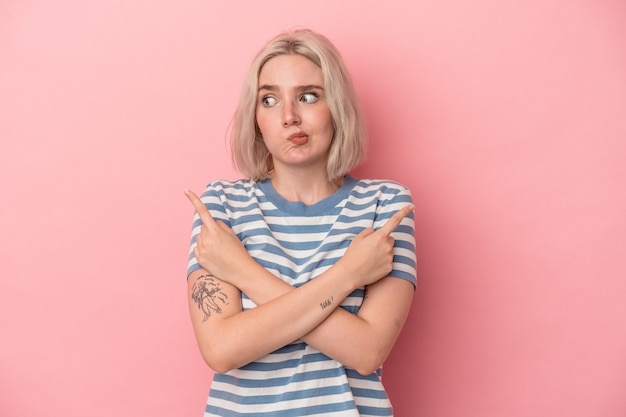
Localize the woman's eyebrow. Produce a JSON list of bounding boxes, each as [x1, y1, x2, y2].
[[296, 84, 324, 91], [258, 84, 277, 92], [258, 84, 324, 92]]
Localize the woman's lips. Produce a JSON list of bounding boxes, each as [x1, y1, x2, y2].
[[288, 132, 309, 145]]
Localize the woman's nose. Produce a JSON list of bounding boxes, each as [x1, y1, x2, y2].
[[282, 102, 301, 126]]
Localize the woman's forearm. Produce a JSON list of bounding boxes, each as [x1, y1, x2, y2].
[[192, 261, 359, 373], [234, 262, 406, 373]]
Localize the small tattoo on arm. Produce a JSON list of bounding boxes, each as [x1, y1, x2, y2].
[[320, 296, 334, 310], [191, 274, 229, 322]]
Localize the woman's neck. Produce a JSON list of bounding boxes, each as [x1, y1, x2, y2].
[[269, 169, 345, 205]]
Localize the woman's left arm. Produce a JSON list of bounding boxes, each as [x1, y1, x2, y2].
[[303, 276, 414, 375], [232, 265, 414, 375], [185, 189, 416, 374], [203, 214, 415, 374]]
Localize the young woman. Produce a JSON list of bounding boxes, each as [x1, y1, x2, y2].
[[185, 29, 416, 417]]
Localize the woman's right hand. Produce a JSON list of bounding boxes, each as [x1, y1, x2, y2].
[[337, 204, 414, 287], [185, 189, 257, 287]]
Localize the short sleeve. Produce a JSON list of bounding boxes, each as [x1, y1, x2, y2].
[[373, 183, 417, 288], [186, 182, 232, 278]]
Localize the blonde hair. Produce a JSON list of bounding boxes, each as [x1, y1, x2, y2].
[[230, 29, 367, 181]]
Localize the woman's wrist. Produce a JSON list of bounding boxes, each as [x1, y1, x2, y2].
[[328, 259, 360, 293]]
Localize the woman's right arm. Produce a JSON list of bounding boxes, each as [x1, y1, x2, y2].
[[186, 190, 409, 374], [187, 254, 371, 373]]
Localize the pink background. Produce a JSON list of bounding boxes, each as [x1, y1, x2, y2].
[[1, 1, 625, 416]]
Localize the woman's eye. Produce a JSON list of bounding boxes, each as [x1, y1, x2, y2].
[[300, 92, 319, 104], [261, 96, 277, 107]]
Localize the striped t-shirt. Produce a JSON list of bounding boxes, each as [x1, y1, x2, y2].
[[187, 174, 417, 416]]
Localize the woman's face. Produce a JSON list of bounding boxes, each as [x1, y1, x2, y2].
[[256, 54, 334, 174]]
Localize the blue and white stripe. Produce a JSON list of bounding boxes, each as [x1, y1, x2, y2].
[[187, 175, 416, 416]]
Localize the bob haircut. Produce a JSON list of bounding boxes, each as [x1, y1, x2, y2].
[[230, 29, 367, 181]]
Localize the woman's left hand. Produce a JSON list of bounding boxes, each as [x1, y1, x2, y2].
[[185, 189, 253, 286]]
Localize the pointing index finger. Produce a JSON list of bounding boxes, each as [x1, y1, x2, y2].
[[378, 204, 415, 236], [184, 189, 216, 225]]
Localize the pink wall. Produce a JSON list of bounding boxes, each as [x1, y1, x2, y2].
[[1, 1, 625, 416]]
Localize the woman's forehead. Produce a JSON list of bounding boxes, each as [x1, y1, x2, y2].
[[258, 54, 323, 87]]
